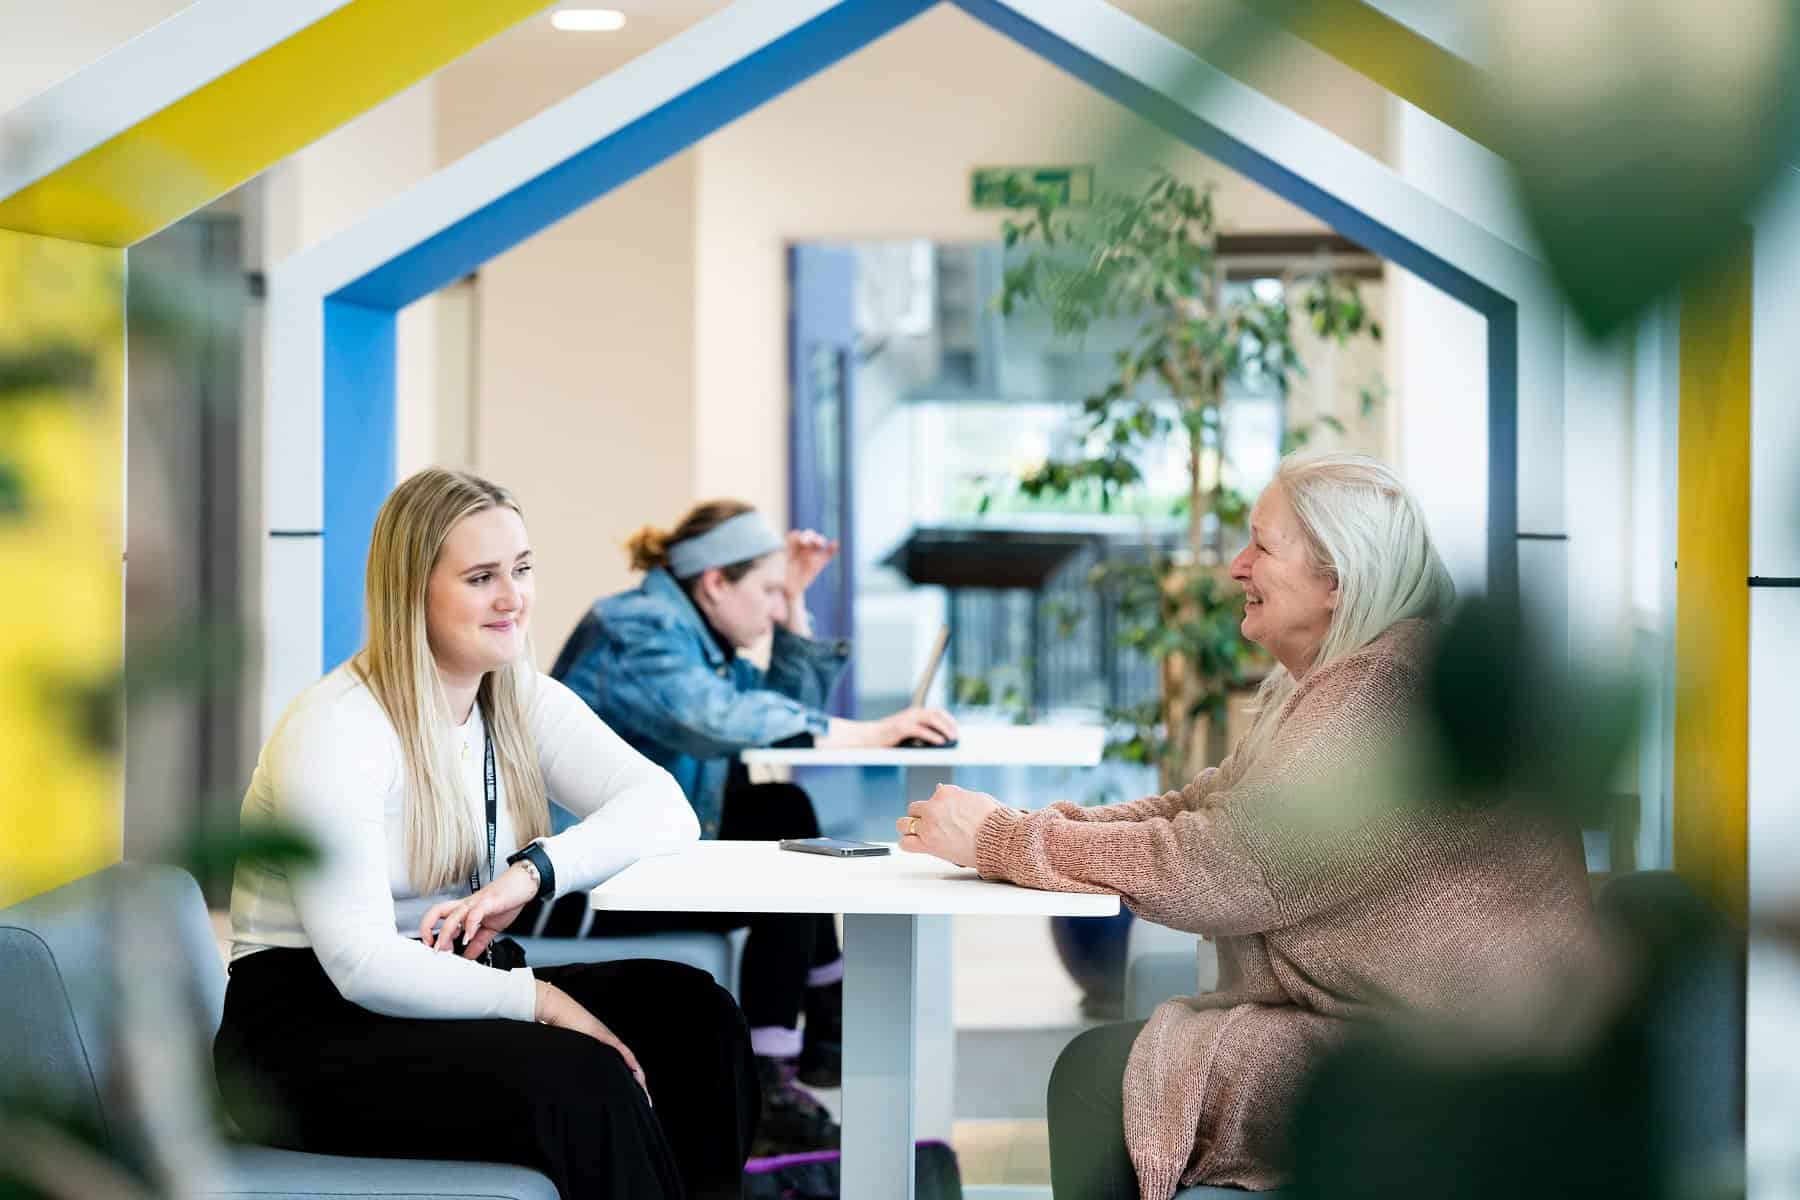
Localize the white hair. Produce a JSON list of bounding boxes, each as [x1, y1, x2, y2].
[[1233, 451, 1456, 768]]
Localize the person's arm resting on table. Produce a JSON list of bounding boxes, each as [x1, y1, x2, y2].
[[528, 673, 698, 890], [924, 656, 1416, 936]]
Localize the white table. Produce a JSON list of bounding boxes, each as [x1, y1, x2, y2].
[[591, 841, 1118, 1200], [741, 724, 1107, 1145], [739, 724, 1107, 774]]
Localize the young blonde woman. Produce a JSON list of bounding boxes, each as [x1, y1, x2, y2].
[[902, 452, 1596, 1198], [215, 469, 759, 1200]]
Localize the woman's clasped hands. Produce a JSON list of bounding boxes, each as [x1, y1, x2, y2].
[[418, 860, 539, 961]]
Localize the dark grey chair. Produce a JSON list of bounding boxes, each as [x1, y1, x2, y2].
[[0, 863, 727, 1200]]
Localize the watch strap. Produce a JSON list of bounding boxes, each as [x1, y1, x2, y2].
[[506, 840, 556, 901]]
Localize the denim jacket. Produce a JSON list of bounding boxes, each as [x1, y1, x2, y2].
[[550, 568, 850, 835]]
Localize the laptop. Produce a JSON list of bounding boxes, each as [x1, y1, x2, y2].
[[897, 623, 958, 748]]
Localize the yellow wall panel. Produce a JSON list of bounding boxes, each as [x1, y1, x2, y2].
[[0, 230, 125, 906], [1674, 230, 1753, 924]]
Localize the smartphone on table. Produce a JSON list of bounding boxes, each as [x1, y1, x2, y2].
[[779, 837, 891, 858]]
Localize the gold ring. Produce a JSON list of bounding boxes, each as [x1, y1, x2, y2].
[[907, 816, 921, 836]]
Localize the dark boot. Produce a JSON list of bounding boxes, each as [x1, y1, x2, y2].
[[797, 980, 842, 1088], [750, 1055, 840, 1159]]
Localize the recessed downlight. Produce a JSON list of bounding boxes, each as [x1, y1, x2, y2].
[[551, 8, 626, 32]]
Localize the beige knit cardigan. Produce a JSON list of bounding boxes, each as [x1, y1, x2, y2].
[[974, 620, 1596, 1198]]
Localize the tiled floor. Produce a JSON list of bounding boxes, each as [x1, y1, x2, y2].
[[952, 914, 1093, 1187], [953, 1118, 1054, 1188], [954, 912, 1091, 1030]]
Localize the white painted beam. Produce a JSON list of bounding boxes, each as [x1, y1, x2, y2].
[[1751, 167, 1800, 580], [0, 0, 353, 202], [1748, 163, 1800, 1198], [267, 0, 850, 302]]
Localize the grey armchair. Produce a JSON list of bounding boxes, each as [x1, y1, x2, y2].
[[0, 863, 728, 1200]]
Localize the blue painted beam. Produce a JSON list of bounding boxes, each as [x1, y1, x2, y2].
[[1485, 307, 1520, 600], [322, 297, 397, 671]]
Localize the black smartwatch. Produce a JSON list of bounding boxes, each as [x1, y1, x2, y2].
[[505, 840, 556, 902]]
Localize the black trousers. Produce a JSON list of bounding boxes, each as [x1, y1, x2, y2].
[[530, 781, 841, 1037], [215, 948, 759, 1200], [1047, 1021, 1148, 1200]]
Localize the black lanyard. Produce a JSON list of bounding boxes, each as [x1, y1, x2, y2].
[[467, 725, 496, 898]]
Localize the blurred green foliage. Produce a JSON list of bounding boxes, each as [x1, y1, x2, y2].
[[1164, 0, 1800, 338], [1287, 867, 1743, 1200], [1423, 598, 1642, 828], [953, 668, 1033, 724]]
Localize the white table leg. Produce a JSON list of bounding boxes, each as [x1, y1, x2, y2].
[[843, 912, 916, 1200], [904, 765, 956, 1144]]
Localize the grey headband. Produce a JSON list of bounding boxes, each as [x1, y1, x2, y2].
[[667, 511, 784, 579]]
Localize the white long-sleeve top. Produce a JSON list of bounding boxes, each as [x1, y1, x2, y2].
[[229, 665, 698, 1022]]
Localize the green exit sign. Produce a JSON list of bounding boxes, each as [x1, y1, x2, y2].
[[971, 165, 1095, 209]]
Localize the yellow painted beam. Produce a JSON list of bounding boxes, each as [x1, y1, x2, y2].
[[1674, 230, 1753, 924], [0, 231, 125, 906], [0, 0, 550, 247], [1253, 0, 1491, 145]]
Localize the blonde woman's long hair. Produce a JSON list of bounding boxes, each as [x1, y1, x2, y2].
[[1233, 452, 1456, 769], [353, 468, 550, 894]]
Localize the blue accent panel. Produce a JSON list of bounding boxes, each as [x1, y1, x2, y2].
[[338, 0, 937, 310], [322, 298, 396, 672], [1485, 307, 1520, 604], [788, 244, 859, 712]]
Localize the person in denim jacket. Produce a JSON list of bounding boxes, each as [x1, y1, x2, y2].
[[544, 500, 956, 1157]]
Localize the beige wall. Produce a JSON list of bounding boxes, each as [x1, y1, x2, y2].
[[461, 153, 702, 664]]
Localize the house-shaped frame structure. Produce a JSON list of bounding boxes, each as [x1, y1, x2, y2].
[[262, 0, 1570, 725]]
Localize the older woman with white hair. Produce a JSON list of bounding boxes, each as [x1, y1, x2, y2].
[[899, 452, 1596, 1199]]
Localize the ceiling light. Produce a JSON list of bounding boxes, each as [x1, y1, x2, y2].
[[551, 8, 626, 32]]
